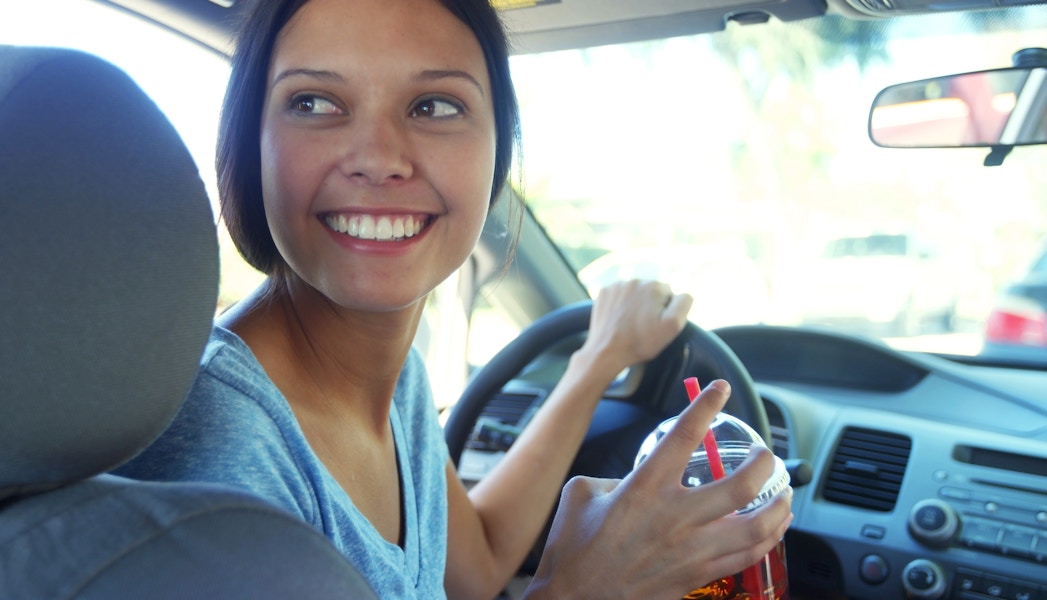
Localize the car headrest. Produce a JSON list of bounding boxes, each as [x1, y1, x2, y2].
[[0, 45, 219, 499]]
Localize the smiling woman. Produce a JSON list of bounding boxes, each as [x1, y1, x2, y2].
[[7, 0, 1047, 599], [103, 0, 792, 598]]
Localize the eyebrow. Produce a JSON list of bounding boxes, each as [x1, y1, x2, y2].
[[416, 69, 486, 98], [271, 68, 485, 98], [271, 68, 346, 87]]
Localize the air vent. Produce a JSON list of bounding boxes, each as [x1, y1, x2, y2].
[[763, 399, 790, 459], [823, 427, 911, 511], [479, 391, 540, 427], [467, 391, 543, 453]]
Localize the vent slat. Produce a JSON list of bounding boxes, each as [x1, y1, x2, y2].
[[479, 392, 539, 426], [764, 399, 790, 459], [823, 427, 911, 512], [837, 439, 911, 456]]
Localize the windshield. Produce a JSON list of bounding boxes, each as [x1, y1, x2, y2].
[[510, 7, 1047, 364]]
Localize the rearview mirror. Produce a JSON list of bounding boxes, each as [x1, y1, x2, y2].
[[869, 66, 1047, 149]]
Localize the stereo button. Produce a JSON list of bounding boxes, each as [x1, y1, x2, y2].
[[953, 569, 980, 594], [859, 554, 889, 585], [1033, 533, 1047, 562], [940, 486, 972, 501], [999, 525, 1036, 558], [902, 560, 947, 599], [981, 575, 1009, 598], [909, 499, 959, 547], [1010, 581, 1041, 600], [960, 517, 1003, 550]]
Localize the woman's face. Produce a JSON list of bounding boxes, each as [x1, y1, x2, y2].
[[260, 0, 497, 312]]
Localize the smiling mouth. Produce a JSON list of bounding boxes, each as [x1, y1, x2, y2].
[[323, 213, 431, 241]]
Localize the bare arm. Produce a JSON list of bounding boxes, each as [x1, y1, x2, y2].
[[444, 280, 693, 600]]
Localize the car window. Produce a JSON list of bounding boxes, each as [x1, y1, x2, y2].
[[507, 9, 1047, 362]]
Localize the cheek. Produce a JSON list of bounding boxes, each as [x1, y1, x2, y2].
[[444, 132, 497, 240], [259, 125, 322, 261], [260, 126, 295, 215], [260, 124, 324, 216]]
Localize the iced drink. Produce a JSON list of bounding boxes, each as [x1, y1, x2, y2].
[[634, 410, 792, 600]]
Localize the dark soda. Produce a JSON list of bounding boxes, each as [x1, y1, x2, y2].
[[682, 538, 789, 600]]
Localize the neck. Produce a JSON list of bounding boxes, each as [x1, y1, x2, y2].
[[220, 275, 425, 434]]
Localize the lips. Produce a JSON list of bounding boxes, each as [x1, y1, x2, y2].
[[323, 213, 430, 241]]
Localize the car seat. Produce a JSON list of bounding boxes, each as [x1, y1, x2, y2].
[[0, 45, 377, 599]]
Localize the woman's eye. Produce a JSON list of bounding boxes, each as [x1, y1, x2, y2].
[[289, 94, 343, 116], [411, 98, 463, 119]]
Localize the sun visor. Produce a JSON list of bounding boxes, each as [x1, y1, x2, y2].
[[494, 0, 828, 54]]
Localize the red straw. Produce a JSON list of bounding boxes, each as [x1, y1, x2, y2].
[[686, 378, 766, 593], [684, 377, 727, 481]]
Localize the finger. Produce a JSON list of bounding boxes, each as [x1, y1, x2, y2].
[[688, 536, 785, 590], [629, 380, 730, 489], [662, 292, 693, 323], [696, 503, 794, 582], [651, 292, 692, 344], [675, 492, 793, 586], [631, 279, 672, 308], [647, 279, 673, 302], [687, 445, 778, 519], [590, 280, 658, 320]]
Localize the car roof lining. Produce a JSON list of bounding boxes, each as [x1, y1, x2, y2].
[[93, 0, 1047, 59]]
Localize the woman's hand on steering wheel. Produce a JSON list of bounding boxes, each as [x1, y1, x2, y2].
[[578, 280, 694, 381]]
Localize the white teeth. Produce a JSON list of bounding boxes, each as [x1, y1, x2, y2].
[[376, 216, 393, 241], [358, 215, 376, 239], [325, 214, 426, 241]]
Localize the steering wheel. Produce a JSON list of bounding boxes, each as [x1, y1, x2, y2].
[[446, 302, 769, 570], [447, 300, 768, 464], [445, 300, 768, 572]]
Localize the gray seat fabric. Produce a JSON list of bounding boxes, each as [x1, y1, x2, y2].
[[0, 45, 377, 599]]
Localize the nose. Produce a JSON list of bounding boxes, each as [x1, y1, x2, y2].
[[339, 114, 414, 185]]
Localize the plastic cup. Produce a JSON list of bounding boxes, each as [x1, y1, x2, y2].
[[634, 412, 791, 600]]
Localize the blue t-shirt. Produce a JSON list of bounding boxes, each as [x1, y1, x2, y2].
[[115, 326, 450, 598]]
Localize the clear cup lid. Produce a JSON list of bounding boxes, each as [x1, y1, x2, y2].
[[634, 411, 790, 512], [634, 411, 767, 468]]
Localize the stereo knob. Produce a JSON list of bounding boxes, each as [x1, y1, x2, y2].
[[902, 559, 947, 599], [908, 499, 959, 547]]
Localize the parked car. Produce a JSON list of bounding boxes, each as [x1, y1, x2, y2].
[[792, 232, 959, 336], [4, 0, 1047, 599], [983, 243, 1047, 361]]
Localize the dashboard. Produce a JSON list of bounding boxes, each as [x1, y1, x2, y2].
[[458, 325, 1047, 599]]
